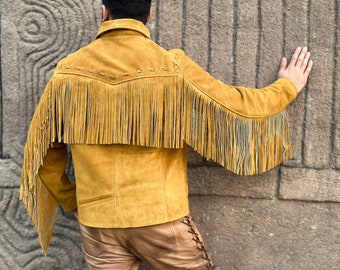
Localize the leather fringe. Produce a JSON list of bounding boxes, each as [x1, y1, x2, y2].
[[20, 74, 292, 254]]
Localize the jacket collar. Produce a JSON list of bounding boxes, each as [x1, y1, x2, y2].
[[95, 19, 151, 39]]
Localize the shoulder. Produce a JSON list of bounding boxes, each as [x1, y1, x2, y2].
[[57, 44, 93, 67]]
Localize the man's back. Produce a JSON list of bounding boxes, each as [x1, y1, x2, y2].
[[20, 7, 312, 266]]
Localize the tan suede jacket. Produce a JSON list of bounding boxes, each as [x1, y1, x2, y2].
[[21, 19, 297, 252]]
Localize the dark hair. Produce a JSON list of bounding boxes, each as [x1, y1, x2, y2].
[[102, 0, 152, 24]]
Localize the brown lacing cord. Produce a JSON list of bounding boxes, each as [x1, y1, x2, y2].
[[182, 216, 215, 269]]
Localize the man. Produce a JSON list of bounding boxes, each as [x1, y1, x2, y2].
[[20, 0, 313, 269]]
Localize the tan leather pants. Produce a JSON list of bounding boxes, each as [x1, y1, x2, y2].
[[79, 216, 214, 270]]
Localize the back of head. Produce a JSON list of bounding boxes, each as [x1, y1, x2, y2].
[[102, 0, 152, 24]]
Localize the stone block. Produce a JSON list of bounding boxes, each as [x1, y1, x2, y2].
[[257, 0, 284, 87], [333, 8, 340, 170], [188, 166, 278, 199], [189, 196, 340, 270], [0, 159, 21, 187], [279, 167, 340, 202], [335, 90, 340, 168], [283, 0, 309, 166], [209, 0, 234, 82], [234, 0, 259, 86], [183, 0, 210, 68], [297, 1, 335, 169], [157, 0, 183, 50]]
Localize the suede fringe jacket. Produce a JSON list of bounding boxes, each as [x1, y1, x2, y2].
[[20, 19, 297, 255]]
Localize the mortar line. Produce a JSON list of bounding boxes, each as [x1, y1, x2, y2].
[[255, 0, 262, 88], [278, 0, 287, 195], [301, 0, 312, 166], [182, 0, 187, 51], [207, 0, 213, 73], [232, 0, 239, 85], [277, 167, 282, 198], [154, 0, 160, 44], [189, 194, 276, 201], [330, 0, 339, 168], [0, 1, 3, 158], [282, 0, 287, 56]]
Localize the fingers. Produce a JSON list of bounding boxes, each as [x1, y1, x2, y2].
[[298, 48, 312, 76], [300, 52, 311, 71], [288, 46, 312, 72], [288, 47, 302, 68], [296, 47, 308, 68], [303, 58, 314, 79], [279, 57, 288, 73]]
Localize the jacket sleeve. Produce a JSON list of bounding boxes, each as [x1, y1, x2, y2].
[[182, 53, 297, 117], [176, 50, 298, 175], [37, 142, 77, 211]]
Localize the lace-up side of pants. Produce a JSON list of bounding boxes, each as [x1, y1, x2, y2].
[[182, 216, 215, 269]]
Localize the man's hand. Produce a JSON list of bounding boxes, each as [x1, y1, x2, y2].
[[278, 47, 313, 93]]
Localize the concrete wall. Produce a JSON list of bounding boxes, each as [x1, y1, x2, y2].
[[0, 0, 339, 269]]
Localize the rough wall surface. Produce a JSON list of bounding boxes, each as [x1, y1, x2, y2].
[[0, 0, 339, 269]]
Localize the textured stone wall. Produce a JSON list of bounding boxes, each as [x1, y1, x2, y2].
[[0, 0, 339, 269]]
